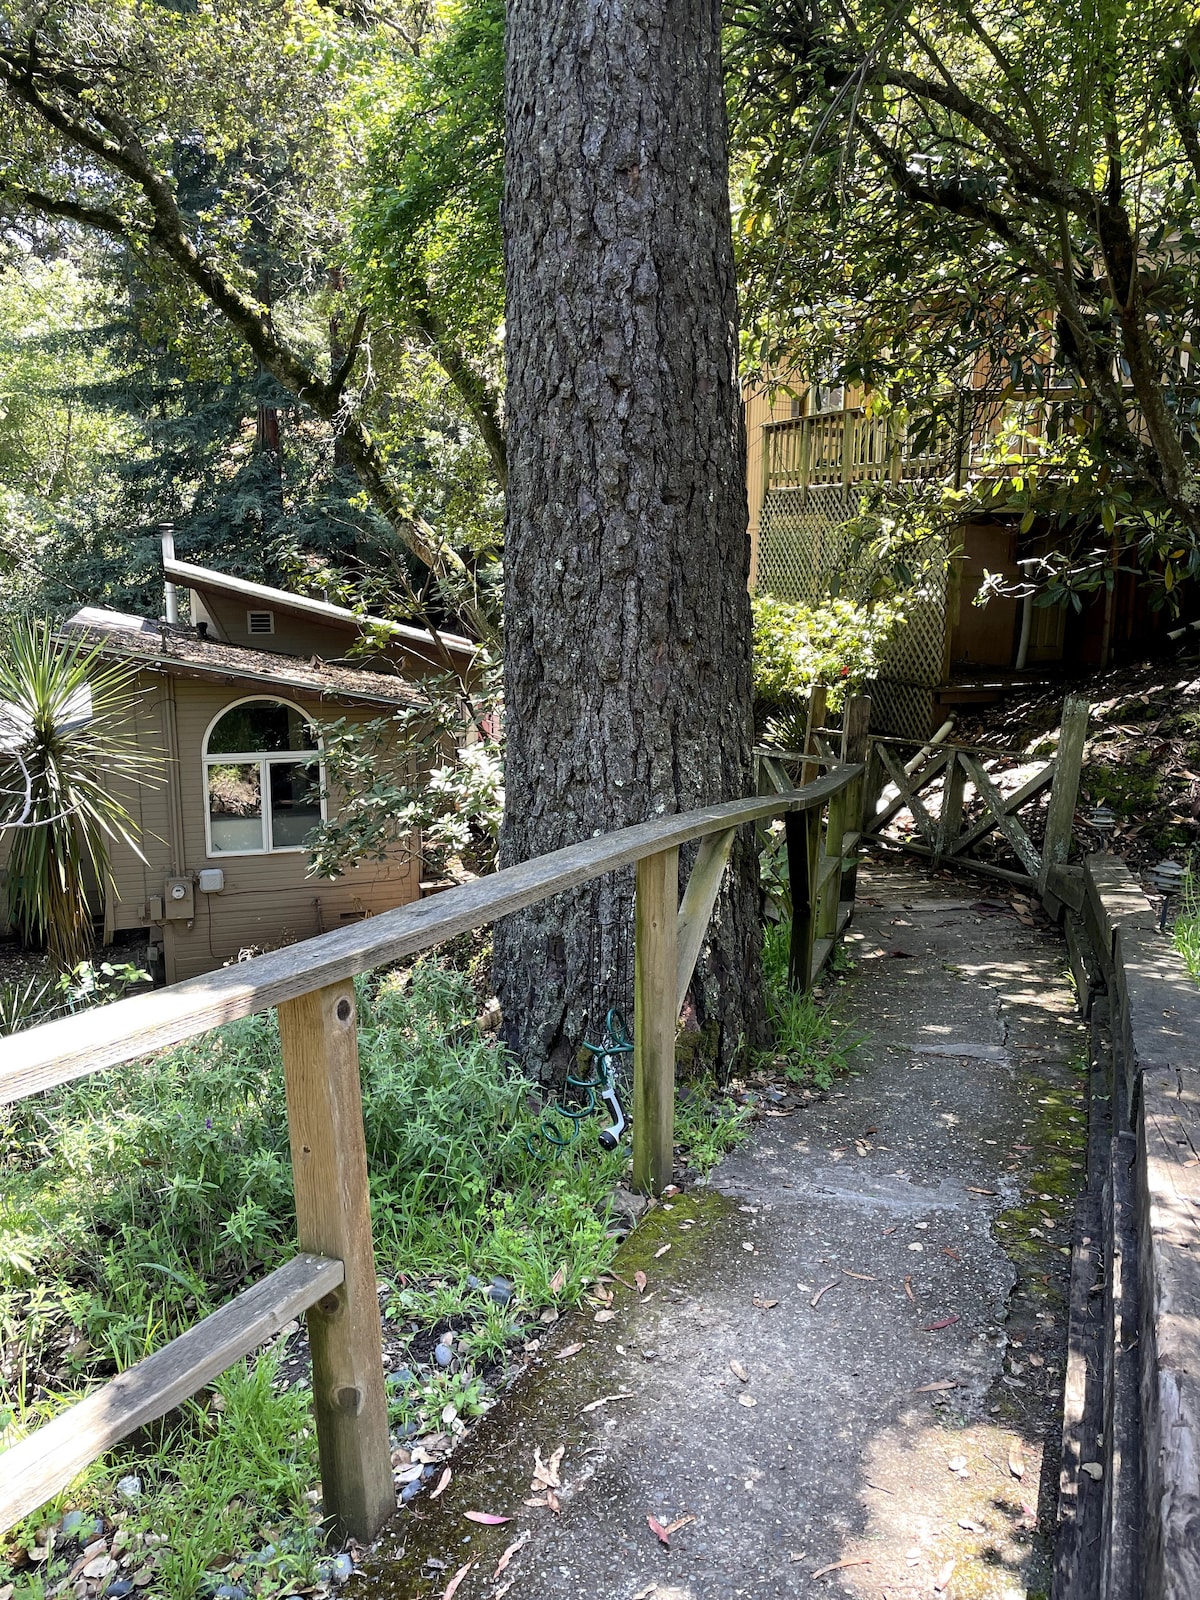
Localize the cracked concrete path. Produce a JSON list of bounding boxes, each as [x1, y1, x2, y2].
[[360, 861, 1088, 1600]]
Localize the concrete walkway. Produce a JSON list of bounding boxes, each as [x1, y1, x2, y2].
[[361, 861, 1088, 1599]]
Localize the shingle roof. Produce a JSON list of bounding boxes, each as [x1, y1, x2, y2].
[[62, 609, 423, 708]]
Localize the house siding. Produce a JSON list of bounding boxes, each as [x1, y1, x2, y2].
[[190, 586, 463, 682], [97, 672, 418, 983]]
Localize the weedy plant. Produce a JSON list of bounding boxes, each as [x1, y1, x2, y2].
[[1171, 861, 1200, 985], [1, 957, 706, 1594], [757, 920, 860, 1088]]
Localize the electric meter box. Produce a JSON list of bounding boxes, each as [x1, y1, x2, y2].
[[198, 868, 225, 894], [164, 876, 194, 920]]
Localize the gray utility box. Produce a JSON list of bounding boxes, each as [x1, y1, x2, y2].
[[164, 876, 195, 920]]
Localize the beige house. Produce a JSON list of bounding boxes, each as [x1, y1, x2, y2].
[[0, 555, 475, 984]]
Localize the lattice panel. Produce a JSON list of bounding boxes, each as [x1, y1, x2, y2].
[[756, 486, 950, 738], [868, 680, 937, 744], [757, 485, 857, 605]]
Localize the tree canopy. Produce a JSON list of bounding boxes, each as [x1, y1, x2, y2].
[[0, 0, 505, 634], [731, 0, 1200, 604]]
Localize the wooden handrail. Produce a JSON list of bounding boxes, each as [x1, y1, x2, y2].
[[0, 767, 860, 1106], [0, 1254, 344, 1532], [0, 741, 870, 1545]]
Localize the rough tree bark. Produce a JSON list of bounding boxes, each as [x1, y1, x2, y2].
[[496, 0, 760, 1085]]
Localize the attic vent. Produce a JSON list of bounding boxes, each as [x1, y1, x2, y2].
[[247, 610, 275, 636]]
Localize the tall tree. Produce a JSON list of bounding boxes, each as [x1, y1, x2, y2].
[[496, 0, 760, 1083]]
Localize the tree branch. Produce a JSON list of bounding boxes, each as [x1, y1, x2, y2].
[[0, 40, 487, 624]]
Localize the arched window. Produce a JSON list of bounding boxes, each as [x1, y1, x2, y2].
[[203, 698, 324, 856]]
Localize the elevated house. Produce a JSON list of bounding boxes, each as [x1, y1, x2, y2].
[[745, 380, 1185, 737], [0, 543, 476, 983]]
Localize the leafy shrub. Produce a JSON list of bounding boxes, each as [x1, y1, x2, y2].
[[0, 958, 149, 1037], [1171, 862, 1200, 986], [752, 593, 902, 723]]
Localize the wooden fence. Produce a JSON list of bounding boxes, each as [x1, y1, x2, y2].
[[859, 695, 1089, 894], [1053, 853, 1200, 1600], [0, 758, 866, 1543]]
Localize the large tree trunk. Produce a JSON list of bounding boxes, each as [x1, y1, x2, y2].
[[496, 0, 760, 1086]]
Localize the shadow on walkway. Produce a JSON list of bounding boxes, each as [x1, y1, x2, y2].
[[360, 860, 1087, 1599]]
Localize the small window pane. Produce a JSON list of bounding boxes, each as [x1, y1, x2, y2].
[[207, 699, 317, 756], [269, 759, 322, 849], [208, 762, 264, 852]]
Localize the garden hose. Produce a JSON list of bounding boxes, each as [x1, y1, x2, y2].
[[528, 1007, 632, 1157]]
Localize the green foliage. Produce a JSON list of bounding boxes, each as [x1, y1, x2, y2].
[[757, 921, 859, 1089], [0, 958, 148, 1038], [0, 956, 632, 1586], [353, 0, 505, 373], [1171, 863, 1200, 986], [308, 659, 503, 879], [0, 620, 159, 967], [729, 0, 1200, 601], [0, 2, 506, 630], [673, 1079, 755, 1170], [752, 592, 902, 720]]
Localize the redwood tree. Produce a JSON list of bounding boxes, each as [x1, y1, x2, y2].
[[496, 0, 760, 1084]]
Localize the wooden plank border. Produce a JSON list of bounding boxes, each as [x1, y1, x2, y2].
[[0, 1253, 344, 1533]]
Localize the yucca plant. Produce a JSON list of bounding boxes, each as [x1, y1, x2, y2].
[[0, 620, 158, 970]]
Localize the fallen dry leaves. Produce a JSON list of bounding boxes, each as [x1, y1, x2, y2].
[[729, 1359, 749, 1382], [492, 1531, 531, 1579], [440, 1560, 475, 1600], [531, 1446, 564, 1492], [654, 1243, 672, 1258], [554, 1342, 584, 1360], [429, 1467, 452, 1500], [580, 1391, 634, 1413], [811, 1556, 872, 1579], [463, 1511, 510, 1526], [1008, 1439, 1026, 1479], [647, 1512, 695, 1547], [810, 1280, 840, 1307], [634, 1270, 648, 1293], [752, 1295, 779, 1309], [548, 1264, 567, 1294]]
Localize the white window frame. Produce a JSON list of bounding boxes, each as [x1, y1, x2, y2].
[[202, 695, 326, 858]]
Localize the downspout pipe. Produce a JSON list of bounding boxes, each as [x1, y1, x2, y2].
[[161, 525, 179, 626], [1015, 593, 1033, 672]]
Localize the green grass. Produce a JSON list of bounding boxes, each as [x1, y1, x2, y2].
[[757, 920, 861, 1088], [0, 955, 759, 1596], [1171, 865, 1200, 984]]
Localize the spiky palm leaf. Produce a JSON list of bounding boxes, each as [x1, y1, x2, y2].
[[0, 620, 160, 969]]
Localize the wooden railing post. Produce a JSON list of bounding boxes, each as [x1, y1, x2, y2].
[[800, 685, 828, 786], [1040, 696, 1090, 890], [633, 847, 679, 1197], [935, 751, 966, 864], [838, 695, 872, 903], [277, 981, 394, 1543], [786, 808, 818, 990], [816, 791, 845, 944]]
